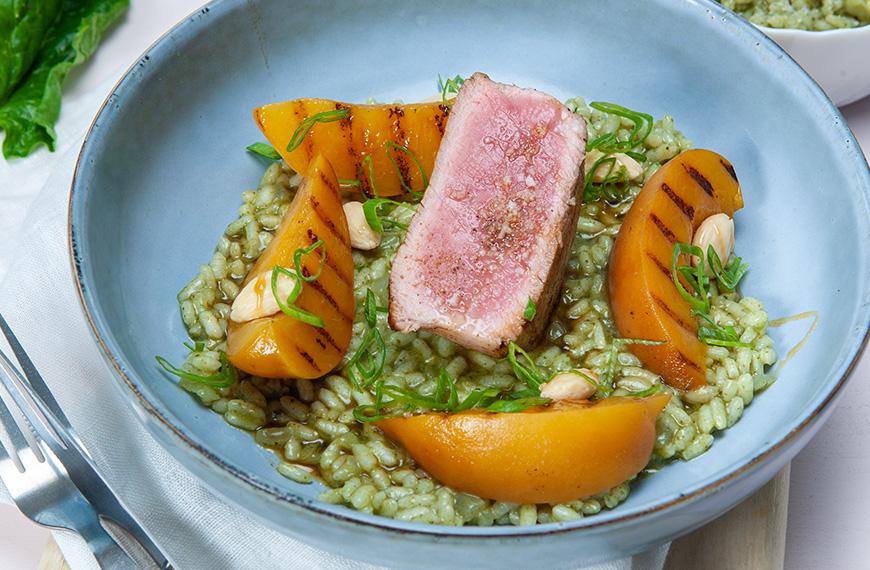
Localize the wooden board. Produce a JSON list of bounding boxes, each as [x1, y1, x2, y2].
[[666, 465, 791, 569]]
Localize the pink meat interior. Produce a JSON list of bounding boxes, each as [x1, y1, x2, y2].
[[390, 73, 586, 351]]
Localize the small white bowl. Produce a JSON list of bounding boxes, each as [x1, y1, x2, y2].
[[758, 24, 870, 107]]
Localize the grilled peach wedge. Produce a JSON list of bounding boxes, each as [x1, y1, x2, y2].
[[609, 149, 743, 391], [376, 394, 670, 504], [226, 155, 355, 379], [254, 99, 451, 197]]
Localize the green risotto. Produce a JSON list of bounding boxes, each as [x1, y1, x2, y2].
[[720, 0, 870, 30], [171, 98, 778, 526]]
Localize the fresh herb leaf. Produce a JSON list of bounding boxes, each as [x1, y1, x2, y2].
[[671, 242, 711, 314], [364, 289, 379, 328], [384, 140, 429, 198], [183, 341, 205, 353], [694, 311, 751, 348], [0, 0, 130, 158], [352, 378, 393, 423], [270, 266, 324, 328], [0, 0, 62, 103], [285, 108, 349, 153], [707, 245, 749, 292], [523, 297, 537, 321], [293, 240, 326, 283], [362, 198, 415, 234], [454, 387, 502, 412], [627, 385, 662, 397], [583, 153, 632, 204], [437, 74, 464, 102], [156, 350, 236, 388], [587, 101, 653, 160], [507, 342, 546, 391], [357, 154, 378, 197], [346, 327, 387, 389], [353, 366, 549, 422], [246, 142, 281, 161]]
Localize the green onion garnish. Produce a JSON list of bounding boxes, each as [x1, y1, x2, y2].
[[583, 153, 631, 204], [671, 242, 711, 314], [707, 245, 749, 292], [352, 367, 549, 422], [437, 74, 464, 102], [627, 385, 662, 398], [694, 311, 751, 348], [293, 239, 326, 283], [352, 378, 393, 423], [362, 198, 416, 234], [364, 288, 379, 328], [246, 142, 281, 161], [183, 341, 205, 352], [270, 266, 324, 328], [346, 327, 387, 389], [587, 102, 653, 160], [338, 178, 361, 187], [523, 297, 537, 321], [286, 108, 350, 153], [156, 350, 237, 388], [507, 342, 546, 391], [384, 140, 428, 198], [357, 154, 378, 197]]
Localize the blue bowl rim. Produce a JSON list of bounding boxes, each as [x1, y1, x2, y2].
[[67, 0, 870, 540]]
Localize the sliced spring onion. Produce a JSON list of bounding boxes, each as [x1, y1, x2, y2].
[[694, 311, 751, 348], [286, 108, 350, 153], [346, 327, 386, 389], [583, 153, 631, 204], [362, 198, 416, 234], [454, 387, 502, 412], [671, 242, 711, 314], [437, 74, 464, 102], [352, 378, 394, 423], [523, 297, 537, 321], [246, 142, 281, 161], [627, 385, 662, 398], [155, 350, 236, 388], [507, 342, 546, 391], [357, 154, 378, 197], [384, 140, 428, 198], [270, 266, 324, 328], [364, 289, 379, 328], [707, 245, 749, 292], [293, 239, 326, 283], [587, 102, 653, 160]]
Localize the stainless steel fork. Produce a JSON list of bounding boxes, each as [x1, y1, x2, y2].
[[0, 396, 139, 568], [0, 314, 171, 569]]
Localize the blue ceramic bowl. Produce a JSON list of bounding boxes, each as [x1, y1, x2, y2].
[[69, 0, 870, 567]]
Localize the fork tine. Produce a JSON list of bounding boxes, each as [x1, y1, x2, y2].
[[0, 314, 70, 427], [0, 390, 38, 467]]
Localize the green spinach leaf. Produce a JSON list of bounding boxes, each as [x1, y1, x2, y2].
[[0, 0, 62, 102], [0, 0, 128, 158]]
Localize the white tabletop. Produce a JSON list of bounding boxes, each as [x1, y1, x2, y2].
[[0, 2, 868, 567]]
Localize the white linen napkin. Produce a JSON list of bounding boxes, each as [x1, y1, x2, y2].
[[0, 74, 669, 570]]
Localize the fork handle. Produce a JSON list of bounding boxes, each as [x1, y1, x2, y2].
[[78, 516, 139, 570]]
